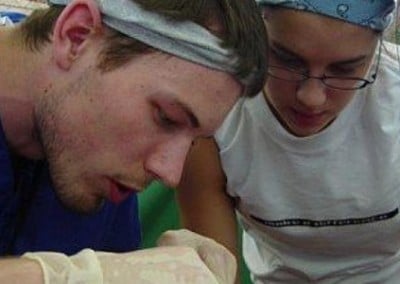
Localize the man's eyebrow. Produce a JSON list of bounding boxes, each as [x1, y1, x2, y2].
[[174, 100, 200, 129], [271, 40, 368, 66]]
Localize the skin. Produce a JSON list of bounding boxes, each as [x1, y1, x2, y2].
[[0, 258, 43, 284], [264, 8, 379, 137], [177, 9, 380, 284], [36, 52, 240, 214], [0, 0, 241, 214]]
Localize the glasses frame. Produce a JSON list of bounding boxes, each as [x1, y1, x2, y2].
[[267, 38, 383, 91]]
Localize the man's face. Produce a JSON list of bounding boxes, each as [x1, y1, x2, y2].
[[35, 52, 241, 213]]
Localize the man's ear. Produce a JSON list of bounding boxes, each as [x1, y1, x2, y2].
[[52, 0, 102, 70], [262, 7, 271, 21]]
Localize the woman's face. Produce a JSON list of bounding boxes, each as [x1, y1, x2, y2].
[[263, 8, 379, 137]]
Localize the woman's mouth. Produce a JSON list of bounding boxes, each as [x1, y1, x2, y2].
[[290, 108, 326, 128]]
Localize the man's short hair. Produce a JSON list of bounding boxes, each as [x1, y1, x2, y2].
[[19, 0, 267, 96]]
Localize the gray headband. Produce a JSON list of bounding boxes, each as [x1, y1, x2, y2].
[[48, 0, 238, 74], [256, 0, 396, 31]]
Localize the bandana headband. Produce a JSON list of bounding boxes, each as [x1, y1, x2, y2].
[[256, 0, 396, 31], [48, 0, 239, 74]]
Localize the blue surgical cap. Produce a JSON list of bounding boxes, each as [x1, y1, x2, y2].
[[256, 0, 396, 31]]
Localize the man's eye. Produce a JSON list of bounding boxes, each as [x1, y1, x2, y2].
[[158, 108, 177, 129]]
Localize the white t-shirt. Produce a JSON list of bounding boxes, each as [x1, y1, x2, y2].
[[215, 42, 400, 283]]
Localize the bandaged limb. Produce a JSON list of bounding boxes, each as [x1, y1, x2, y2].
[[23, 229, 236, 284]]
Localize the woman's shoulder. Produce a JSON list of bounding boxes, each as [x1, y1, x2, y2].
[[381, 40, 400, 65], [215, 93, 268, 151], [364, 41, 400, 115]]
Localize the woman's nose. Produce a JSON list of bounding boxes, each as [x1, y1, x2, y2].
[[295, 78, 327, 109]]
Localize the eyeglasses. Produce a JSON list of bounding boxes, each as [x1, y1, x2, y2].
[[267, 39, 382, 91]]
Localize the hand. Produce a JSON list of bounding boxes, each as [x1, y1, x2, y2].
[[23, 229, 237, 284], [157, 229, 237, 284], [97, 245, 221, 284]]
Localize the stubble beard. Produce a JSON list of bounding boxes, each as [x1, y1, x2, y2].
[[34, 77, 105, 214]]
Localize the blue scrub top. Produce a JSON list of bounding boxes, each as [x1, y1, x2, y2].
[[0, 121, 141, 255]]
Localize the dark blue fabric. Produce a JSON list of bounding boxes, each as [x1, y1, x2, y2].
[[0, 121, 141, 256], [0, 119, 18, 254]]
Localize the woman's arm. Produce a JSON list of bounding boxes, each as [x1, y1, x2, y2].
[[177, 138, 240, 279]]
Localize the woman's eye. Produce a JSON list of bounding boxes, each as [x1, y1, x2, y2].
[[328, 67, 357, 77]]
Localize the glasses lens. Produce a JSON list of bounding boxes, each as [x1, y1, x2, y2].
[[267, 66, 373, 90], [323, 78, 368, 90]]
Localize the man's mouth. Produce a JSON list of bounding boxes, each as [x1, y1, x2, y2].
[[107, 179, 137, 204]]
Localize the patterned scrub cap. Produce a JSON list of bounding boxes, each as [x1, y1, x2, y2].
[[256, 0, 396, 31]]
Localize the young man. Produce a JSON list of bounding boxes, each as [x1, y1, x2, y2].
[[0, 0, 267, 282]]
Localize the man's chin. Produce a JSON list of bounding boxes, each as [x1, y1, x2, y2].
[[59, 196, 106, 215]]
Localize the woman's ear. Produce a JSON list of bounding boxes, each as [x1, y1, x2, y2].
[[52, 0, 103, 70]]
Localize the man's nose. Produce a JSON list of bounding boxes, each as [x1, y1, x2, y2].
[[144, 137, 193, 188], [295, 77, 327, 109]]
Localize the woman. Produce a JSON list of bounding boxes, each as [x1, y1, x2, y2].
[[178, 1, 400, 282]]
